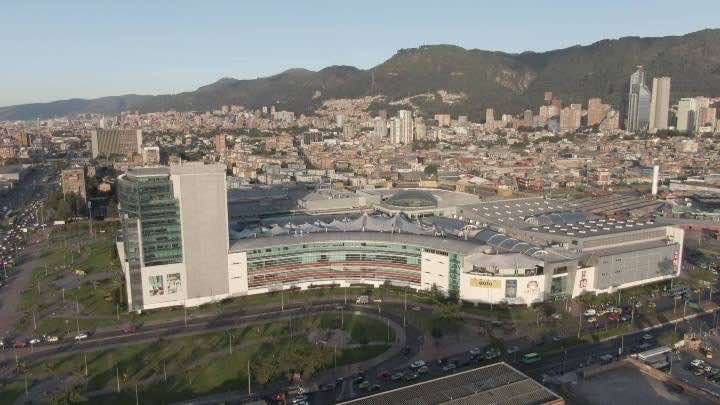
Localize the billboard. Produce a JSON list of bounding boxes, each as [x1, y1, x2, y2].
[[470, 278, 501, 289]]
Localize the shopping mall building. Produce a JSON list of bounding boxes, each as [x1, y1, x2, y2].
[[117, 165, 684, 312]]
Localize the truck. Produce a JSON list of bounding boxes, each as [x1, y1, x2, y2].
[[355, 295, 369, 305]]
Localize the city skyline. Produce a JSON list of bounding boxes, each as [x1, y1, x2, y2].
[[1, 1, 720, 106]]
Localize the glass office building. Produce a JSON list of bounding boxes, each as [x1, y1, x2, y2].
[[117, 167, 183, 308]]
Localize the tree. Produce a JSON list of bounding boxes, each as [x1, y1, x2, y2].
[[424, 164, 438, 177]]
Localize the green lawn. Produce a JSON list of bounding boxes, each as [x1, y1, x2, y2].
[[7, 317, 392, 404]]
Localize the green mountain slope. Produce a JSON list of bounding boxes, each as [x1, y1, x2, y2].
[[1, 29, 719, 121]]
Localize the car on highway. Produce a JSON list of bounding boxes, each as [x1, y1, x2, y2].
[[410, 360, 426, 369], [484, 346, 501, 360], [376, 371, 391, 381], [404, 373, 418, 382]]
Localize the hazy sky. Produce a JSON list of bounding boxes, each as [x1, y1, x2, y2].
[[1, 0, 718, 107]]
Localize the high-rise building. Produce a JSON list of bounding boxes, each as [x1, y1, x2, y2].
[[61, 167, 86, 202], [600, 110, 620, 131], [538, 106, 549, 124], [373, 117, 387, 139], [523, 110, 533, 126], [398, 110, 414, 144], [91, 129, 142, 159], [118, 163, 229, 311], [142, 146, 160, 165], [699, 107, 717, 129], [414, 117, 427, 140], [435, 114, 451, 127], [627, 66, 651, 132], [213, 133, 227, 154], [677, 98, 698, 133], [485, 109, 495, 124], [560, 104, 582, 130], [587, 98, 610, 127], [15, 132, 31, 147], [551, 99, 562, 116], [648, 77, 671, 133], [389, 117, 402, 144]]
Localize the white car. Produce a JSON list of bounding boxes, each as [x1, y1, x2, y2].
[[29, 338, 41, 345], [583, 309, 597, 317], [410, 360, 426, 369], [74, 333, 88, 341]]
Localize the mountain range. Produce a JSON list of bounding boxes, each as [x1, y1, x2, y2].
[[2, 29, 720, 122]]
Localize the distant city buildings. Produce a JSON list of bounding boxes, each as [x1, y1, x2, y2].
[[560, 104, 582, 130], [648, 77, 671, 133], [91, 128, 142, 159], [142, 146, 160, 165], [61, 167, 87, 202], [627, 66, 651, 132]]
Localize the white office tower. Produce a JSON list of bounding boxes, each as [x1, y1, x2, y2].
[[652, 165, 660, 196], [398, 110, 414, 144], [648, 77, 671, 133]]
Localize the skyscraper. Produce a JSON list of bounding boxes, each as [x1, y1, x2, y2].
[[627, 66, 651, 132], [648, 77, 671, 133], [398, 110, 414, 144], [587, 98, 610, 127], [677, 98, 698, 133], [118, 163, 230, 311], [485, 108, 495, 124]]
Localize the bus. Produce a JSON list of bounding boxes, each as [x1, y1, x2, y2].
[[521, 353, 541, 364]]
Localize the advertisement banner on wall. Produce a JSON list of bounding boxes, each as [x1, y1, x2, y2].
[[470, 278, 501, 289]]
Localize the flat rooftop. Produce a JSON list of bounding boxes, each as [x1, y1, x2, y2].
[[524, 218, 665, 239], [338, 362, 563, 405]]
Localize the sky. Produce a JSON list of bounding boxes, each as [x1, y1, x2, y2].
[[1, 0, 718, 107]]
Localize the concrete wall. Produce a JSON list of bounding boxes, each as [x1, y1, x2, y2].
[[228, 251, 248, 295], [139, 262, 187, 308], [459, 273, 546, 306], [420, 251, 450, 292], [171, 163, 230, 299]]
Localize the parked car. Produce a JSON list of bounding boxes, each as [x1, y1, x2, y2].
[[74, 333, 88, 341], [442, 363, 457, 372], [46, 336, 59, 343], [583, 309, 597, 317], [122, 325, 137, 333], [391, 372, 404, 381]]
